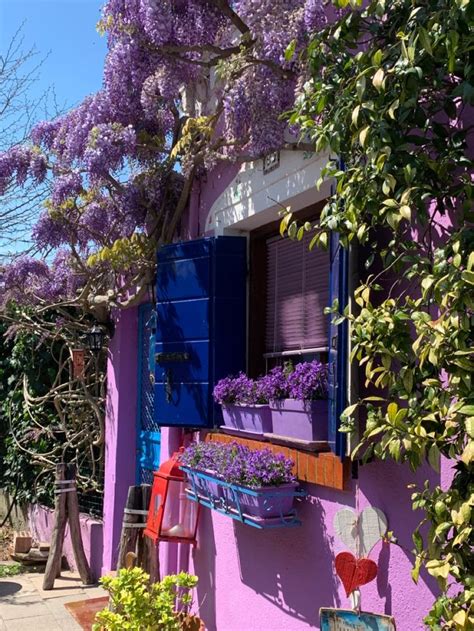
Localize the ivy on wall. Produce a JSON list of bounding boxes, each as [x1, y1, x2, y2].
[[284, 0, 473, 628]]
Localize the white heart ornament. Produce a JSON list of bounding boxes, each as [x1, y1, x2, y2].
[[334, 507, 388, 558]]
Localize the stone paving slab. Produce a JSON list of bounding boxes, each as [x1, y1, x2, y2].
[[0, 571, 107, 631]]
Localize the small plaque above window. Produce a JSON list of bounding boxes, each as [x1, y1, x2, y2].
[[263, 151, 280, 175]]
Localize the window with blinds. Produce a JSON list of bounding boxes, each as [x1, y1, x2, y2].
[[265, 233, 329, 355]]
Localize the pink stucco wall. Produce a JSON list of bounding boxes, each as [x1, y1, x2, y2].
[[102, 306, 139, 574], [181, 459, 445, 631], [147, 167, 446, 630], [28, 504, 103, 582]]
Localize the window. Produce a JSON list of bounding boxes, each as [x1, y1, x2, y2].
[[265, 232, 329, 358]]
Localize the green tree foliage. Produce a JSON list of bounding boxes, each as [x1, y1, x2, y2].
[[285, 0, 473, 627]]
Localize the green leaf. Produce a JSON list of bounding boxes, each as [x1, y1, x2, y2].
[[359, 126, 370, 147], [461, 270, 474, 285], [280, 212, 293, 237], [382, 198, 398, 208], [418, 27, 432, 55], [411, 555, 422, 583], [428, 444, 440, 472], [399, 205, 412, 221], [372, 68, 385, 91], [458, 405, 474, 415], [284, 39, 297, 62], [387, 402, 398, 422], [356, 75, 366, 101], [351, 105, 361, 127]]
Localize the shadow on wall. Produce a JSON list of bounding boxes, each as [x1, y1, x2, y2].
[[192, 507, 217, 631], [234, 486, 352, 628], [360, 457, 441, 615]]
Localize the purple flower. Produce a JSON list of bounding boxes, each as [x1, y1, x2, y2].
[[257, 366, 289, 401], [180, 441, 295, 488], [213, 373, 268, 405], [287, 360, 328, 400]]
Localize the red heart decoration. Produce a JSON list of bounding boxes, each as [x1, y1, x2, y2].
[[335, 552, 378, 597]]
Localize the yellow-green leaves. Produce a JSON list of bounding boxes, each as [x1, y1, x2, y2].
[[279, 211, 293, 237], [372, 68, 385, 91], [359, 126, 370, 147]]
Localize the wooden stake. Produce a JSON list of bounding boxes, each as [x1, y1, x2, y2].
[[42, 463, 93, 590], [43, 464, 68, 590], [138, 484, 159, 583], [117, 485, 142, 571], [66, 465, 93, 585]]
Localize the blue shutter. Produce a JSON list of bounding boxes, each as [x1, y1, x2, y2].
[[154, 236, 246, 428], [328, 232, 349, 457]]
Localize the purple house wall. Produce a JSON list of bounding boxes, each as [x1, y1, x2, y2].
[[167, 166, 450, 630]]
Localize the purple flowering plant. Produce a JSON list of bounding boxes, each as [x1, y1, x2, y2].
[[180, 441, 295, 488], [213, 361, 328, 405], [212, 373, 268, 405], [287, 360, 328, 401]]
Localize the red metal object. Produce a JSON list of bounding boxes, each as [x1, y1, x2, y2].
[[335, 552, 378, 597], [144, 450, 199, 545], [72, 349, 85, 379]]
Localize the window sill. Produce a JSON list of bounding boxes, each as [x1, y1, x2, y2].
[[205, 432, 350, 491]]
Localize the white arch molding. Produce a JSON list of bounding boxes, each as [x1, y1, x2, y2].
[[206, 149, 331, 235]]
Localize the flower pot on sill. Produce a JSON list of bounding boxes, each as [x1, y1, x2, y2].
[[224, 482, 299, 518], [269, 399, 328, 442], [221, 403, 272, 435]]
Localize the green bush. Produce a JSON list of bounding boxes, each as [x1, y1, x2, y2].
[[93, 568, 199, 631]]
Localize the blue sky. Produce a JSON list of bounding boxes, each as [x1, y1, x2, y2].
[[0, 0, 107, 114], [0, 0, 107, 256]]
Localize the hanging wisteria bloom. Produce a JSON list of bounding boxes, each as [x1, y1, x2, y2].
[[0, 0, 330, 309]]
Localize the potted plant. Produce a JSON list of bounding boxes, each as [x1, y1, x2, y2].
[[262, 361, 329, 442], [213, 373, 272, 437], [179, 441, 226, 500], [180, 441, 298, 519], [93, 567, 204, 631]]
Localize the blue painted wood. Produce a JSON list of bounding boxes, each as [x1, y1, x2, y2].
[[136, 303, 161, 484], [182, 467, 306, 529], [154, 236, 247, 428], [320, 609, 396, 630], [328, 232, 349, 458]]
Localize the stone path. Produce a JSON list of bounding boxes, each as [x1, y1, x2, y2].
[[0, 571, 107, 630]]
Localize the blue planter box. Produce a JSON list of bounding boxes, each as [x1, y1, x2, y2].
[[181, 466, 306, 529]]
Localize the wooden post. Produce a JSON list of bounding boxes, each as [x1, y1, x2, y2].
[[117, 485, 142, 571], [66, 465, 93, 585], [43, 464, 68, 590], [138, 484, 159, 583]]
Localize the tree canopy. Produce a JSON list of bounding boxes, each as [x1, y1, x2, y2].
[[0, 0, 331, 317]]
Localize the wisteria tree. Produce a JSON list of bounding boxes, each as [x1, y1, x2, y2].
[[0, 0, 328, 320], [0, 0, 329, 514]]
